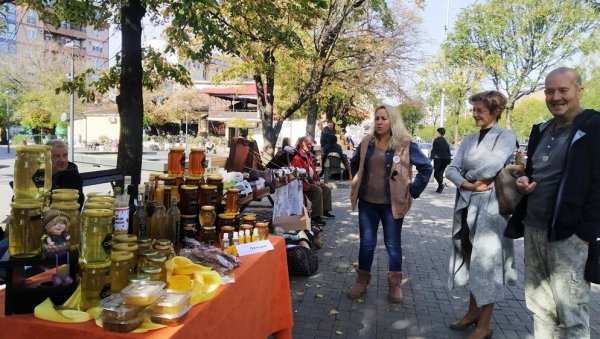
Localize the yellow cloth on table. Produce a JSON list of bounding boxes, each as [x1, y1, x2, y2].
[[165, 256, 222, 306], [34, 298, 92, 323]]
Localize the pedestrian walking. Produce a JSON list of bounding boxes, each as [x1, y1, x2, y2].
[[505, 67, 600, 339], [347, 105, 432, 303], [431, 127, 452, 193], [446, 91, 517, 339]]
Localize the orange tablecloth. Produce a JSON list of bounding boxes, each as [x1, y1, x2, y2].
[[0, 236, 293, 339]]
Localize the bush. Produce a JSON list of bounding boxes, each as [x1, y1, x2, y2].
[[11, 134, 30, 145]]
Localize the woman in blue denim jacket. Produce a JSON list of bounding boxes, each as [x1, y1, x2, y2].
[[348, 105, 432, 302]]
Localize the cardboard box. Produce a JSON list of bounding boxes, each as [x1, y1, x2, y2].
[[272, 207, 310, 231]]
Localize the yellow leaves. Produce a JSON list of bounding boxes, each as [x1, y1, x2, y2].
[[328, 309, 339, 316]]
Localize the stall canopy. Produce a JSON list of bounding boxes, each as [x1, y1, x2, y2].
[[198, 83, 257, 104]]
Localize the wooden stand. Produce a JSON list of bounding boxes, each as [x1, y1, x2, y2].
[[0, 250, 79, 315]]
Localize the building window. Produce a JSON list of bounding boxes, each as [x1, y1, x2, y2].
[[92, 41, 103, 53], [0, 4, 17, 54], [26, 10, 37, 25], [26, 28, 37, 40], [44, 33, 53, 41]]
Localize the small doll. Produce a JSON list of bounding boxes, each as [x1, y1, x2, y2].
[[42, 209, 73, 286]]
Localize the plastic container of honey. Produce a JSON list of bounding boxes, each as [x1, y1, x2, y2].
[[121, 281, 165, 306], [100, 294, 144, 333], [148, 290, 191, 315], [147, 305, 191, 326]]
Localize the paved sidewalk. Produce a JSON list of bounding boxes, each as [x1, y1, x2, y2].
[[289, 181, 600, 338]]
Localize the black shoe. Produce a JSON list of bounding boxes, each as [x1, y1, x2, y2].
[[436, 185, 444, 193], [311, 217, 326, 226], [323, 212, 335, 219]]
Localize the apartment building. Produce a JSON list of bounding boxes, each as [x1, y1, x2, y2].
[[0, 3, 109, 79]]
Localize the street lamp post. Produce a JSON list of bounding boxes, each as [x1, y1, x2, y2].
[[4, 91, 10, 153]]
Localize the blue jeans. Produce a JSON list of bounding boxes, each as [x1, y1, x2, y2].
[[358, 200, 404, 272]]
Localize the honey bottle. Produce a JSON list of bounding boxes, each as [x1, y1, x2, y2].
[[251, 228, 259, 242], [244, 229, 251, 244]]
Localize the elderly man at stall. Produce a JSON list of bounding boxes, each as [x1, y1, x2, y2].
[[46, 139, 84, 207]]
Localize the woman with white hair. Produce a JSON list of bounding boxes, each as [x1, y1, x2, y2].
[[348, 105, 432, 302]]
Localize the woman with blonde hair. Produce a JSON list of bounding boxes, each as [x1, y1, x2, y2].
[[446, 90, 517, 339], [348, 105, 432, 302]]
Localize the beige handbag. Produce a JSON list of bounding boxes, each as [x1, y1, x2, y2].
[[495, 153, 526, 216]]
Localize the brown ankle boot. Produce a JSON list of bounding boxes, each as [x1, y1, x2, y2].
[[387, 271, 404, 303], [347, 269, 371, 299]]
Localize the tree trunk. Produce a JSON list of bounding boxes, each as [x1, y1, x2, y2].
[[256, 49, 279, 158], [454, 101, 461, 146], [305, 97, 318, 138], [116, 0, 145, 187], [505, 97, 516, 130]]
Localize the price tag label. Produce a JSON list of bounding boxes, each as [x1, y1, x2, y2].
[[236, 240, 274, 256]]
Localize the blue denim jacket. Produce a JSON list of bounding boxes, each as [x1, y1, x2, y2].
[[350, 140, 432, 203]]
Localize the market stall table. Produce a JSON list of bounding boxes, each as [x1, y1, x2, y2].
[[0, 236, 293, 339]]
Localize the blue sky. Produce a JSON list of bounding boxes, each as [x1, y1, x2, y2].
[[418, 0, 476, 57]]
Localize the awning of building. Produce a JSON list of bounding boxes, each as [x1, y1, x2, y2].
[[198, 83, 258, 104]]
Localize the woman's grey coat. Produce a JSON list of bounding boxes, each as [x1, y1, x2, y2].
[[446, 124, 518, 307]]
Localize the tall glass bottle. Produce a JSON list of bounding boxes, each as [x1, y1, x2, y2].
[[149, 182, 167, 240], [132, 185, 148, 239], [166, 187, 181, 247], [146, 180, 157, 218]]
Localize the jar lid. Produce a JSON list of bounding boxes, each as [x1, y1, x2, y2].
[[180, 214, 198, 218], [84, 202, 114, 210], [52, 193, 80, 201], [200, 205, 215, 211], [114, 234, 138, 243], [139, 250, 158, 257], [88, 196, 116, 203], [159, 174, 177, 180], [15, 145, 48, 152], [240, 224, 253, 230], [82, 208, 113, 217], [147, 253, 167, 263], [242, 215, 256, 221], [129, 274, 150, 283], [201, 226, 216, 230], [255, 222, 269, 227], [113, 242, 139, 252], [227, 188, 240, 193], [155, 239, 172, 247], [141, 266, 162, 274], [137, 238, 154, 245], [185, 175, 203, 180], [11, 200, 44, 209], [190, 147, 205, 152], [52, 188, 80, 195], [170, 146, 185, 151], [242, 213, 256, 218], [111, 251, 134, 261], [200, 184, 217, 190], [86, 192, 113, 198], [207, 175, 223, 181], [220, 225, 235, 231], [180, 185, 199, 191], [82, 261, 111, 269], [218, 213, 236, 219], [50, 202, 80, 210]]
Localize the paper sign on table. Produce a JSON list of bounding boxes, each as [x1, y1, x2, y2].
[[236, 240, 274, 256]]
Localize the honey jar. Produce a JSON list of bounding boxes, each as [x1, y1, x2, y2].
[[188, 147, 206, 176], [198, 184, 218, 207], [141, 266, 162, 282], [184, 175, 203, 188], [146, 253, 168, 282], [13, 145, 52, 200], [168, 147, 186, 176], [154, 239, 174, 259], [111, 251, 134, 293], [9, 200, 44, 258], [218, 225, 235, 248], [137, 249, 158, 274], [178, 185, 199, 215], [255, 222, 269, 241], [112, 242, 139, 273], [137, 238, 154, 251], [241, 213, 256, 228], [206, 175, 223, 203], [80, 261, 111, 311], [225, 188, 240, 214], [80, 209, 113, 264], [199, 226, 216, 246], [199, 205, 216, 228]]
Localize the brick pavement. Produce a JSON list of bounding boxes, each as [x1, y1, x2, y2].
[[286, 181, 600, 339]]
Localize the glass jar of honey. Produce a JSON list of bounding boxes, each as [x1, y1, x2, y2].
[[159, 174, 178, 188], [184, 175, 204, 188], [178, 185, 199, 215], [137, 249, 158, 274], [146, 253, 168, 282], [188, 148, 206, 176], [255, 222, 269, 241], [129, 274, 150, 284], [199, 226, 216, 246], [218, 213, 237, 231], [225, 188, 240, 214], [206, 175, 224, 203], [9, 200, 44, 258], [154, 239, 174, 259], [50, 201, 81, 250], [137, 238, 154, 252], [141, 266, 162, 282], [241, 214, 256, 228], [182, 222, 198, 240], [112, 242, 139, 274], [198, 185, 218, 207], [168, 147, 186, 176], [81, 209, 114, 264], [199, 205, 216, 227], [240, 223, 254, 237], [13, 145, 52, 200], [80, 261, 111, 311], [111, 251, 133, 293]]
